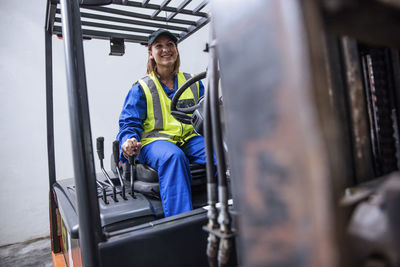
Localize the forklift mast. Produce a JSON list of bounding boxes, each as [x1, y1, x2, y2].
[[211, 0, 400, 266]]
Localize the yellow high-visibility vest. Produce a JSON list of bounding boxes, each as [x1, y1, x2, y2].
[[138, 71, 200, 147]]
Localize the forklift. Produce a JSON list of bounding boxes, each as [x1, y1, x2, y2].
[[45, 0, 400, 266]]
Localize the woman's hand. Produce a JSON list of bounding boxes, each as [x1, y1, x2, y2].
[[122, 138, 142, 159]]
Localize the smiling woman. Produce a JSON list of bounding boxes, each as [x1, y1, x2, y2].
[[117, 28, 209, 218], [147, 30, 180, 84]]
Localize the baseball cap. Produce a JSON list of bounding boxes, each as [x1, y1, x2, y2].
[[148, 29, 178, 46]]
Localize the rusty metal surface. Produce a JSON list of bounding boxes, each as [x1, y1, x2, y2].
[[318, 34, 356, 188], [301, 2, 356, 265], [212, 0, 337, 266], [341, 38, 376, 183]]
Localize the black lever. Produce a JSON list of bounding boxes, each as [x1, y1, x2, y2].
[[96, 180, 109, 204], [113, 140, 127, 200], [96, 136, 105, 160], [96, 136, 118, 202], [128, 155, 136, 198], [94, 137, 109, 204]]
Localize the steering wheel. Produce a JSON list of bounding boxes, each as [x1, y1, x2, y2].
[[170, 71, 207, 124]]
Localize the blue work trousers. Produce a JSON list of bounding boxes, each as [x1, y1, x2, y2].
[[138, 135, 208, 217]]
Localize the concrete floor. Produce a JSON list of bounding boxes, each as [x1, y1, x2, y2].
[[0, 238, 53, 267]]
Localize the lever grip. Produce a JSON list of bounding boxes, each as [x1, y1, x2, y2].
[[128, 155, 134, 166], [112, 140, 120, 166], [96, 137, 104, 160]]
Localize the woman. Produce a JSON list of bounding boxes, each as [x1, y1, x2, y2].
[[117, 29, 207, 217]]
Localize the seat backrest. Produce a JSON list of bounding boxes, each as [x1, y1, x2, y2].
[[122, 163, 159, 183], [122, 162, 207, 196], [111, 152, 207, 196]]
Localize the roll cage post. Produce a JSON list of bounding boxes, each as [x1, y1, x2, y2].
[[45, 0, 60, 255], [60, 0, 105, 266], [46, 0, 104, 266]]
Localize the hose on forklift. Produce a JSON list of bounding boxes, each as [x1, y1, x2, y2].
[[204, 63, 219, 267], [206, 30, 233, 266]]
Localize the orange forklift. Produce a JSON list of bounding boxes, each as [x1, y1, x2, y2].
[[46, 0, 400, 266], [45, 0, 232, 266]]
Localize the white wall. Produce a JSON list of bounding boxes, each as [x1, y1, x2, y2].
[[0, 0, 209, 246]]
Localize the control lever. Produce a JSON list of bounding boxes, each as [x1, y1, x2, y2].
[[128, 155, 136, 198], [96, 180, 109, 204], [112, 140, 127, 200], [93, 137, 109, 204], [96, 137, 118, 202]]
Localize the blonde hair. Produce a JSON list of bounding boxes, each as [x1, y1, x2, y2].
[[146, 43, 181, 75]]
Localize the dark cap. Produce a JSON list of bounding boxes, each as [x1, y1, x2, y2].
[[148, 29, 178, 46]]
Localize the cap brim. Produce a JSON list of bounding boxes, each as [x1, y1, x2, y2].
[[148, 30, 178, 46]]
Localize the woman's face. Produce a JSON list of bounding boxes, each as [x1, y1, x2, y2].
[[149, 35, 178, 69]]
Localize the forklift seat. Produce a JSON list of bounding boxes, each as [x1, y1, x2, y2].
[[122, 162, 207, 197]]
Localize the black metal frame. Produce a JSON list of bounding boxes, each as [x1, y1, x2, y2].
[[45, 0, 60, 254], [47, 0, 209, 44], [45, 0, 210, 266], [59, 0, 104, 265]]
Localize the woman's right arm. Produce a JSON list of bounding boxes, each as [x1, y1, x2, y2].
[[117, 83, 147, 162]]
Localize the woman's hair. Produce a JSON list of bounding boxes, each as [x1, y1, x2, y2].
[[146, 43, 180, 75]]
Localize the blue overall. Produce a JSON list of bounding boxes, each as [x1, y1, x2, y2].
[[117, 75, 205, 217]]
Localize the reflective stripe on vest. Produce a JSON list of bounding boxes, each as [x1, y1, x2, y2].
[[139, 71, 199, 146], [141, 76, 163, 130], [183, 72, 199, 103]]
